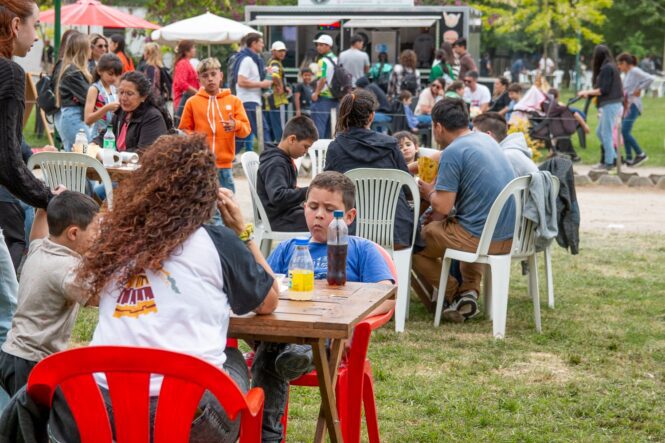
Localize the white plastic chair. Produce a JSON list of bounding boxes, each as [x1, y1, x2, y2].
[[241, 152, 309, 257], [433, 176, 539, 338], [344, 168, 419, 333], [309, 139, 332, 178], [27, 152, 114, 210]]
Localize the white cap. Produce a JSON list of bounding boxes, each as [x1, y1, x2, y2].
[[271, 41, 287, 51], [313, 34, 333, 47]]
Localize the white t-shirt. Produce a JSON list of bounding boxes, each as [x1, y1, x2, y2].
[[464, 84, 491, 107], [236, 56, 263, 104], [91, 226, 273, 395], [339, 48, 370, 86]]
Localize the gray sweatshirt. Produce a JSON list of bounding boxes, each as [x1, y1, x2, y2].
[[500, 132, 539, 177], [623, 66, 654, 113]]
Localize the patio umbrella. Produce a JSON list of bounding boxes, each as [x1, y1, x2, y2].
[[40, 0, 160, 29], [150, 12, 259, 45]]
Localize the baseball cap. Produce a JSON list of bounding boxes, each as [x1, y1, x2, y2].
[[313, 34, 333, 47], [271, 41, 287, 51]]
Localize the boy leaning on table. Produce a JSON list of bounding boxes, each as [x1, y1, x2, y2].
[[0, 191, 100, 396], [252, 171, 395, 443]]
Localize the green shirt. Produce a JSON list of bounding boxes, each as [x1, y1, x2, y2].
[[317, 52, 337, 98]]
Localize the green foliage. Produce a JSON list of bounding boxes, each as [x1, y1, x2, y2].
[[145, 0, 296, 26], [602, 0, 665, 56]]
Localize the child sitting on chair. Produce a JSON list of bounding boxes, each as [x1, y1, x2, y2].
[[252, 171, 395, 443]]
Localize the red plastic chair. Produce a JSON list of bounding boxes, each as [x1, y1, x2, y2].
[[26, 346, 265, 443], [282, 243, 397, 443]]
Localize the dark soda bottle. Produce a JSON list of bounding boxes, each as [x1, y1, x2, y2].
[[327, 210, 348, 286]]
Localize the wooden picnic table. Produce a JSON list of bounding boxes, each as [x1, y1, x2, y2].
[[228, 281, 396, 443], [87, 164, 139, 182]]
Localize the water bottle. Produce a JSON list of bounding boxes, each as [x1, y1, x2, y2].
[[103, 129, 116, 150], [102, 129, 116, 167], [327, 210, 348, 286], [74, 129, 88, 154], [288, 238, 314, 298]]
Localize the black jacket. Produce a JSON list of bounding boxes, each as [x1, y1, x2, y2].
[[257, 143, 308, 231], [57, 65, 90, 108], [325, 128, 420, 248], [539, 156, 580, 254], [366, 83, 392, 113], [595, 62, 623, 108], [95, 102, 169, 153], [0, 59, 52, 209]]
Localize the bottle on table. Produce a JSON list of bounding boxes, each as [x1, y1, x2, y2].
[[288, 238, 314, 298], [74, 129, 88, 154], [327, 210, 348, 286], [101, 129, 116, 167]]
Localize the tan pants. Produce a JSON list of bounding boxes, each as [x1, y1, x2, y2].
[[412, 219, 512, 303]]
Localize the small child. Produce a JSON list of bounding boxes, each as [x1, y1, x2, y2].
[[506, 82, 523, 121], [394, 130, 421, 164], [179, 57, 252, 193], [400, 90, 420, 133], [293, 67, 314, 117], [0, 191, 100, 396], [445, 80, 465, 99], [84, 53, 122, 140], [257, 116, 319, 232], [253, 171, 395, 442]]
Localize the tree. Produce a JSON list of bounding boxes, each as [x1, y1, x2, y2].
[[602, 0, 665, 58], [146, 0, 296, 26]]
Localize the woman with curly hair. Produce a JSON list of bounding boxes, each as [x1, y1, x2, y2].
[[78, 134, 278, 441]]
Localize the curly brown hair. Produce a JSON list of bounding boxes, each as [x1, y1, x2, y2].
[[77, 134, 218, 296]]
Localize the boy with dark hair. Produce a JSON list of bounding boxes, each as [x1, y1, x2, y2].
[[506, 82, 522, 121], [293, 67, 313, 117], [253, 171, 395, 443], [257, 116, 319, 231], [0, 191, 100, 395]]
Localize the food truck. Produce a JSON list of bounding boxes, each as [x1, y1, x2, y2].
[[245, 1, 482, 79]]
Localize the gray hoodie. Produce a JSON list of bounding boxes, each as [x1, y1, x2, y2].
[[500, 132, 539, 177]]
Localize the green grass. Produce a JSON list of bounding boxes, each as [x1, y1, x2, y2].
[[23, 107, 49, 148], [72, 231, 665, 441], [554, 91, 665, 166]]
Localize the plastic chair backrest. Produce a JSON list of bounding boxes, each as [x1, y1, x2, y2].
[[241, 151, 275, 234], [27, 346, 264, 443], [310, 139, 332, 177], [27, 152, 114, 209], [344, 168, 419, 253]]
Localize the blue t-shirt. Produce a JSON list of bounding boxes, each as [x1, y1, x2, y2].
[[267, 236, 394, 283], [435, 131, 516, 240]]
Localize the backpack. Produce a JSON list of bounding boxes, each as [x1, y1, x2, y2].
[[324, 56, 352, 100], [376, 64, 391, 91], [36, 74, 58, 116], [400, 69, 419, 95]]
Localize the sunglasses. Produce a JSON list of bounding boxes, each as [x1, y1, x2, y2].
[[95, 44, 108, 49]]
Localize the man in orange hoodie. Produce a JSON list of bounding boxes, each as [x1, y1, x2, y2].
[[179, 57, 251, 192]]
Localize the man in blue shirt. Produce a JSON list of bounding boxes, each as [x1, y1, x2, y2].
[[414, 98, 515, 322], [254, 171, 394, 442]]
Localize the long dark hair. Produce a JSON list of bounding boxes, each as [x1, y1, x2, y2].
[[616, 52, 638, 66], [336, 89, 377, 133], [120, 71, 174, 131], [93, 53, 122, 82], [110, 34, 128, 57], [175, 40, 195, 64], [591, 44, 615, 85], [441, 42, 455, 66]]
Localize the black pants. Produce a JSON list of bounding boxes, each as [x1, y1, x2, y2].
[[0, 350, 37, 398], [0, 202, 26, 272]]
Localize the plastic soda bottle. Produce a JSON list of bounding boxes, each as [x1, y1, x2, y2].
[[288, 238, 314, 297], [101, 129, 116, 167], [103, 128, 116, 150], [327, 210, 348, 286], [74, 129, 88, 154]]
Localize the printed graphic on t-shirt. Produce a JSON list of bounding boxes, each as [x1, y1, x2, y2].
[[112, 269, 180, 318]]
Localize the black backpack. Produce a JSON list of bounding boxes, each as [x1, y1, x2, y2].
[[324, 56, 352, 100], [400, 70, 419, 95], [36, 74, 58, 116]]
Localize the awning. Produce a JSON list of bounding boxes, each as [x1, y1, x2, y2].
[[248, 16, 345, 26], [343, 17, 437, 28]]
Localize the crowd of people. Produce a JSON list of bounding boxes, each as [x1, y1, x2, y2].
[[0, 0, 658, 439]]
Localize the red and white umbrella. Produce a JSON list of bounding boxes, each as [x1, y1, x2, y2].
[[40, 0, 160, 29]]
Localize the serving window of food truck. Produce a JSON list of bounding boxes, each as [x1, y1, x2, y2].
[[245, 4, 481, 80]]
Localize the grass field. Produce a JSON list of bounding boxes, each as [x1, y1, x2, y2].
[[71, 231, 665, 441]]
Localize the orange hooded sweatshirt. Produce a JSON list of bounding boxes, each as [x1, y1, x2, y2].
[[178, 88, 251, 168]]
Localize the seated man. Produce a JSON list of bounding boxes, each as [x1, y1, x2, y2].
[[472, 112, 539, 177], [257, 116, 319, 231], [413, 98, 516, 322], [463, 70, 491, 115], [253, 171, 395, 443]]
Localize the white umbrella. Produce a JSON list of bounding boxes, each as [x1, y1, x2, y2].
[[151, 12, 260, 45]]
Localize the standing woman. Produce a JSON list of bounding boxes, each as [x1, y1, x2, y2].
[[388, 49, 421, 100], [0, 0, 55, 347], [578, 45, 624, 170], [56, 32, 93, 151], [140, 42, 170, 106], [88, 33, 108, 73], [617, 52, 654, 166], [429, 43, 456, 83], [172, 40, 199, 122], [109, 34, 134, 73], [368, 51, 393, 93]]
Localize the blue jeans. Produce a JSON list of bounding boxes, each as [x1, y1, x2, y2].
[[0, 228, 17, 412], [417, 114, 432, 126], [621, 103, 644, 159], [596, 102, 623, 165], [310, 97, 338, 139], [218, 168, 235, 193], [266, 106, 286, 143], [19, 202, 34, 245], [57, 106, 90, 152], [372, 112, 392, 134], [236, 102, 269, 154]]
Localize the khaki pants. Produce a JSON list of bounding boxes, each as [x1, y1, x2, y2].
[[412, 219, 512, 304]]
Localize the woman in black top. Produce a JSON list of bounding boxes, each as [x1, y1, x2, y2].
[[0, 0, 55, 344], [578, 45, 624, 169], [324, 90, 420, 249]]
